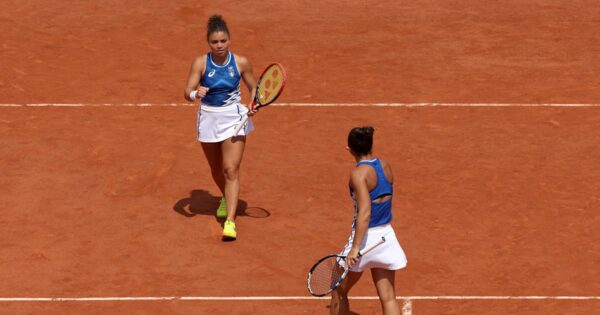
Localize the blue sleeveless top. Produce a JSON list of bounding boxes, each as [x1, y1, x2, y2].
[[200, 52, 242, 107], [351, 158, 393, 229]]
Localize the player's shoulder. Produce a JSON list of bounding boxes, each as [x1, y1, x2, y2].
[[349, 167, 368, 189], [377, 158, 394, 182], [378, 158, 392, 169], [232, 52, 247, 62], [233, 53, 251, 69], [192, 54, 207, 68], [351, 163, 373, 178]]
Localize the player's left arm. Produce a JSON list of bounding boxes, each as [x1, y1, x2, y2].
[[236, 55, 257, 112], [347, 167, 372, 267], [381, 159, 394, 184]]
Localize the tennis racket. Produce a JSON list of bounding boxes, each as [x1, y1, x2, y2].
[[306, 236, 386, 297], [233, 63, 287, 135]]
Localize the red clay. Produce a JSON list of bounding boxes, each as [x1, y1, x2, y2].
[[1, 1, 600, 314]]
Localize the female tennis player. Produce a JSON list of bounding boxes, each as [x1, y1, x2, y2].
[[330, 126, 408, 315], [184, 15, 257, 240]]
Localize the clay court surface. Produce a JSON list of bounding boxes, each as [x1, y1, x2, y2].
[[1, 1, 600, 314]]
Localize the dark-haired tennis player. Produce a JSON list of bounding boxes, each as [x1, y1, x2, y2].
[[184, 14, 257, 240], [330, 126, 408, 315]]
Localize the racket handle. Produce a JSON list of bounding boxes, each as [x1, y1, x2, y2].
[[357, 236, 386, 257], [234, 115, 249, 136]]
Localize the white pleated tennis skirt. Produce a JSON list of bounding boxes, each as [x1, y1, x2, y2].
[[197, 103, 254, 143], [340, 224, 407, 272]]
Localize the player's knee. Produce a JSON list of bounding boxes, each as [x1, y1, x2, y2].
[[378, 289, 397, 303], [222, 165, 239, 180]]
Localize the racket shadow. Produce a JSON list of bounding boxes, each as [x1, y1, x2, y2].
[[172, 189, 270, 219]]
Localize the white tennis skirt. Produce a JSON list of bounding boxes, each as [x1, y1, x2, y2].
[[197, 103, 254, 143], [340, 224, 407, 272]]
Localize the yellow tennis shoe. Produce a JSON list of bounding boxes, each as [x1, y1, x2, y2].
[[222, 219, 237, 239], [216, 197, 227, 218]]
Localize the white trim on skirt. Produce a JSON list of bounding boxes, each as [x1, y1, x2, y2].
[[197, 103, 254, 143]]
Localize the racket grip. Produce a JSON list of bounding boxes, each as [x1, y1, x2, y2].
[[357, 236, 386, 257], [234, 115, 249, 136]]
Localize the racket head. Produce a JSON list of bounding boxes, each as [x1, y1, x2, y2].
[[253, 63, 287, 110], [307, 254, 349, 297]]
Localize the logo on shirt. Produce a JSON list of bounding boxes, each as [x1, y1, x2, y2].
[[228, 66, 235, 77], [208, 69, 216, 77]]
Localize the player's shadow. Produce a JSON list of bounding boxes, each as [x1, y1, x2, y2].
[[172, 189, 270, 219], [325, 305, 360, 315]]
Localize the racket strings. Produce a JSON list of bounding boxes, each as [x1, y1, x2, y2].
[[256, 65, 284, 104], [309, 256, 346, 295]]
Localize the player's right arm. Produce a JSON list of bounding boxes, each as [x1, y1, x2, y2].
[[347, 166, 372, 267], [184, 55, 209, 102]]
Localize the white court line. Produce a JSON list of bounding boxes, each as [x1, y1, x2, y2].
[[403, 299, 413, 315], [1, 296, 599, 302], [1, 102, 600, 107], [278, 103, 600, 107]]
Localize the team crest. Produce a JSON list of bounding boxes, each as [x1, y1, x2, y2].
[[228, 66, 235, 77]]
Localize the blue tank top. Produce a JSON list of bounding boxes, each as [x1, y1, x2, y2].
[[350, 158, 393, 229], [200, 52, 242, 107]]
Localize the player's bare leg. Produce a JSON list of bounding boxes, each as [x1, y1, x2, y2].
[[200, 142, 225, 194], [330, 271, 362, 315], [371, 268, 400, 315], [221, 136, 246, 220]]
